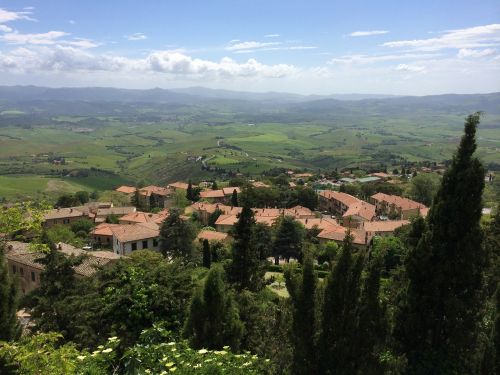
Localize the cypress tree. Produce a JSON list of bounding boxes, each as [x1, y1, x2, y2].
[[202, 239, 211, 268], [183, 265, 244, 350], [273, 216, 304, 264], [396, 113, 488, 374], [228, 206, 264, 291], [285, 252, 317, 375], [231, 189, 238, 207], [186, 182, 193, 201], [159, 209, 196, 260], [318, 233, 364, 375], [0, 244, 20, 341]]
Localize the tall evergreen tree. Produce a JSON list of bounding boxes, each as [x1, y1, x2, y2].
[[228, 206, 264, 291], [318, 233, 364, 375], [160, 209, 196, 260], [211, 180, 218, 190], [395, 113, 487, 374], [273, 216, 305, 264], [202, 239, 211, 268], [0, 244, 20, 341], [231, 189, 238, 207], [285, 252, 318, 375], [186, 182, 194, 201], [183, 265, 244, 350]]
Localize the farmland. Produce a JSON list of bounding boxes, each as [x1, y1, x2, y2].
[[0, 87, 499, 199]]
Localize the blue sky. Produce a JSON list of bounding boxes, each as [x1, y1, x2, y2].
[[0, 1, 499, 94]]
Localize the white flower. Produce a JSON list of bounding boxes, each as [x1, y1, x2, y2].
[[198, 349, 208, 354], [102, 348, 113, 353], [77, 355, 86, 360], [108, 336, 118, 342]]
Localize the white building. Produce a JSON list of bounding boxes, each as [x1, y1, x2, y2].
[[110, 222, 160, 255]]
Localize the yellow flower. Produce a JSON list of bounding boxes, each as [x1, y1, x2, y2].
[[169, 367, 177, 372], [165, 362, 175, 367]]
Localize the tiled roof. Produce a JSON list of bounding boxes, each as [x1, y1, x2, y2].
[[222, 187, 241, 195], [44, 207, 85, 220], [110, 223, 160, 243], [119, 210, 169, 224], [200, 190, 225, 199], [215, 214, 239, 226], [93, 223, 120, 236], [318, 228, 368, 245], [168, 182, 190, 190], [284, 205, 314, 217], [115, 185, 136, 194], [319, 190, 360, 207], [297, 217, 339, 231], [96, 206, 136, 217], [343, 201, 376, 221], [371, 193, 426, 211], [363, 220, 410, 233], [139, 185, 172, 197], [5, 241, 122, 277], [196, 230, 229, 242]]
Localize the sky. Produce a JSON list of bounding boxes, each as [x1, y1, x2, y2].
[[0, 0, 499, 95]]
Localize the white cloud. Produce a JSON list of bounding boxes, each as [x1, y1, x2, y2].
[[382, 23, 500, 51], [395, 64, 426, 73], [329, 53, 439, 64], [457, 48, 496, 58], [349, 30, 389, 37], [0, 25, 12, 32], [0, 7, 35, 23], [126, 32, 147, 41], [0, 45, 298, 79], [264, 34, 280, 38], [225, 41, 281, 51], [0, 30, 98, 48]]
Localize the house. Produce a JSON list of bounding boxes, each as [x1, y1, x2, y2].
[[119, 209, 169, 225], [5, 241, 121, 294], [199, 189, 226, 203], [115, 185, 136, 195], [196, 230, 230, 244], [186, 202, 242, 225], [370, 193, 427, 219], [138, 185, 173, 209], [214, 215, 240, 233], [319, 190, 375, 227], [297, 217, 340, 232], [317, 227, 370, 250], [341, 201, 376, 228], [94, 206, 137, 223], [43, 207, 86, 228], [284, 205, 316, 219], [167, 182, 190, 192], [222, 187, 241, 196], [92, 223, 119, 247], [363, 220, 410, 237], [110, 222, 161, 255], [356, 176, 381, 184]]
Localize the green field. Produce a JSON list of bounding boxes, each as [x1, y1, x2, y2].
[[0, 96, 499, 200]]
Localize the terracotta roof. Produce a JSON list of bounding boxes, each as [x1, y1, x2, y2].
[[96, 206, 136, 217], [110, 223, 160, 243], [363, 220, 410, 233], [419, 207, 429, 217], [196, 230, 229, 242], [200, 189, 225, 199], [318, 228, 368, 245], [5, 241, 121, 277], [222, 187, 241, 195], [319, 190, 360, 206], [252, 208, 282, 217], [285, 205, 314, 217], [115, 185, 136, 194], [139, 185, 172, 197], [215, 214, 239, 226], [297, 217, 340, 231], [371, 193, 426, 211], [168, 182, 190, 190], [119, 210, 169, 224], [343, 201, 376, 221], [93, 223, 120, 236], [44, 207, 85, 220]]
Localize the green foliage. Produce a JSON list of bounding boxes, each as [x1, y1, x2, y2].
[[74, 191, 90, 205], [184, 265, 244, 351], [371, 236, 407, 276], [0, 244, 20, 342], [203, 239, 211, 268], [208, 208, 223, 227], [409, 173, 440, 206], [396, 113, 489, 374], [105, 214, 119, 224], [46, 224, 77, 245], [228, 206, 266, 292], [70, 218, 94, 235], [272, 216, 305, 263], [285, 252, 318, 375], [160, 209, 197, 260], [296, 186, 318, 210]]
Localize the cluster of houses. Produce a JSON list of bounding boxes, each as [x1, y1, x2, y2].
[[4, 177, 430, 295]]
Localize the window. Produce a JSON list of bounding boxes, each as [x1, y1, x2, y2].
[[31, 271, 36, 282], [12, 265, 16, 274], [153, 239, 159, 247], [20, 267, 24, 277], [131, 242, 137, 251], [142, 240, 148, 249]]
